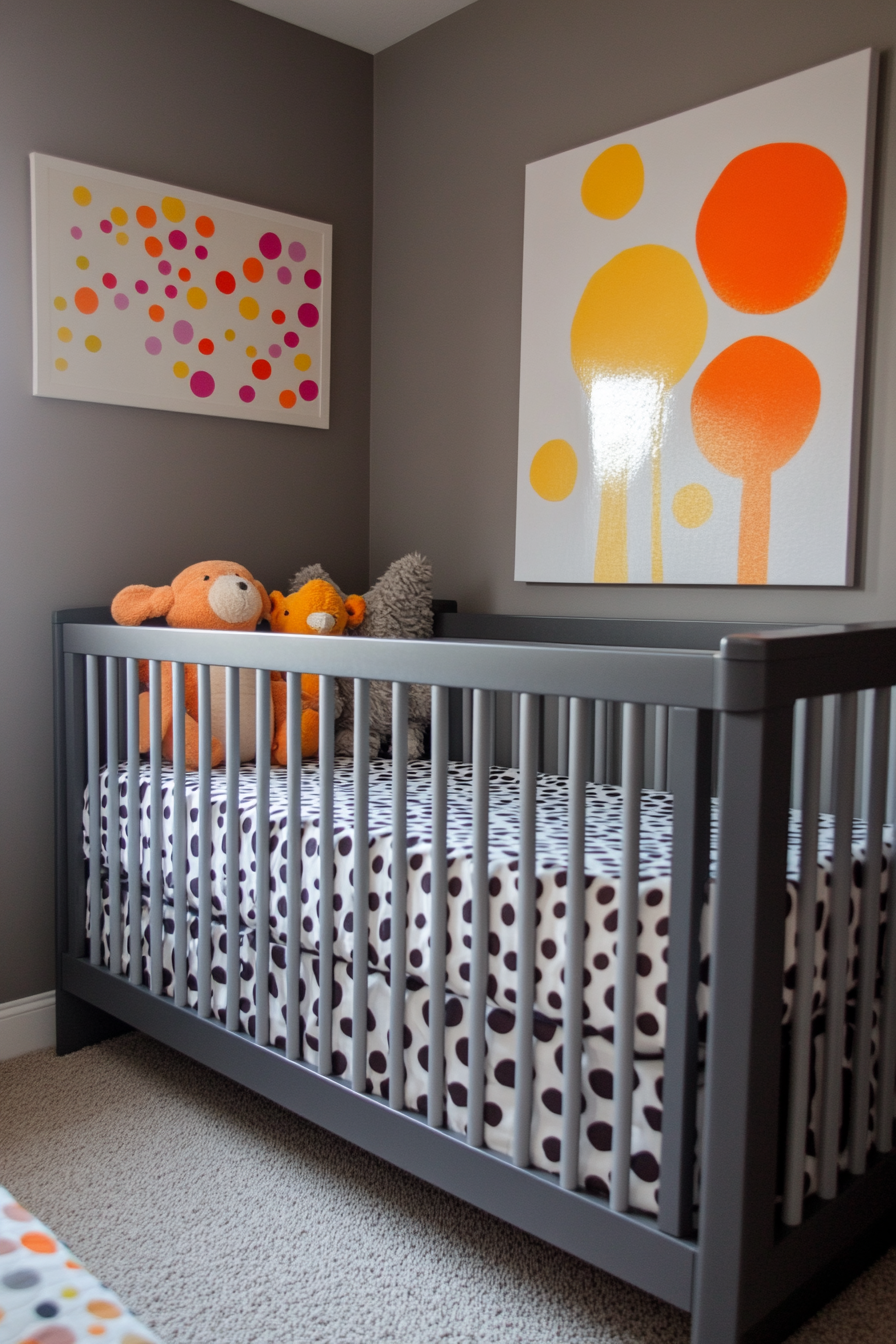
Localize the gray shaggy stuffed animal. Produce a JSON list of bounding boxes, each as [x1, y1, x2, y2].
[[289, 553, 433, 760]]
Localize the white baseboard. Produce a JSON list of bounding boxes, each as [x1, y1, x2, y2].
[[0, 991, 56, 1061]]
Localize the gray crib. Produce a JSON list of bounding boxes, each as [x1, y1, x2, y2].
[[54, 607, 896, 1344]]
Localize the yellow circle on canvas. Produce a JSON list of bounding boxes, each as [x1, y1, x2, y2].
[[246, 345, 257, 357], [54, 296, 67, 310], [239, 297, 259, 320], [173, 361, 189, 378], [116, 232, 129, 245], [529, 439, 578, 501], [55, 357, 68, 371], [161, 196, 186, 222], [84, 335, 102, 352], [76, 256, 89, 270], [581, 144, 644, 219], [224, 329, 235, 341], [186, 287, 207, 309], [57, 327, 72, 342], [293, 353, 311, 371], [110, 206, 128, 225], [672, 483, 714, 528], [72, 185, 92, 206]]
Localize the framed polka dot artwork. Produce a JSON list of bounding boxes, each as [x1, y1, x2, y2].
[[514, 50, 878, 587], [30, 154, 331, 428]]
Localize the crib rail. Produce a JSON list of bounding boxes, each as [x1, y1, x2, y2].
[[56, 611, 896, 1341]]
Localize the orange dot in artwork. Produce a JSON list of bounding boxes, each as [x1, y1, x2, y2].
[[145, 236, 163, 258], [87, 1326, 106, 1336], [178, 267, 192, 282], [691, 335, 821, 585], [198, 338, 214, 355], [21, 1232, 56, 1254], [243, 257, 264, 283], [279, 390, 297, 408], [148, 304, 165, 322], [87, 1300, 123, 1319], [696, 142, 847, 314], [252, 358, 272, 380], [271, 309, 286, 324], [65, 1260, 81, 1270], [195, 215, 215, 238], [74, 287, 99, 314], [135, 205, 157, 228]]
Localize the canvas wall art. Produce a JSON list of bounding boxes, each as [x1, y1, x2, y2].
[[514, 50, 877, 586], [31, 154, 331, 428]]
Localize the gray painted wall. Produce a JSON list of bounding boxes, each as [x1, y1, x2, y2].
[[371, 0, 896, 618], [0, 0, 372, 1002]]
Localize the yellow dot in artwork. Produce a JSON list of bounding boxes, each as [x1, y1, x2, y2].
[[161, 196, 186, 223], [672, 483, 714, 528], [54, 296, 67, 310], [529, 439, 578, 501], [60, 1288, 78, 1299], [245, 345, 257, 357], [116, 232, 129, 246], [224, 329, 235, 341], [293, 353, 311, 372], [57, 327, 72, 342], [85, 334, 102, 352], [239, 296, 259, 320], [186, 287, 207, 309], [110, 206, 128, 226], [76, 256, 89, 270], [55, 357, 68, 371], [72, 185, 92, 206], [173, 361, 189, 378], [581, 144, 644, 220]]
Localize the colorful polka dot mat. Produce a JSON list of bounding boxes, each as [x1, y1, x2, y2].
[[0, 1189, 161, 1344], [31, 153, 329, 428]]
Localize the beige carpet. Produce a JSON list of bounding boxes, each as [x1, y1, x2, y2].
[[1, 1034, 893, 1344]]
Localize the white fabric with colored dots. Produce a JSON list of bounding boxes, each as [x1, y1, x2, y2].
[[0, 1188, 161, 1344]]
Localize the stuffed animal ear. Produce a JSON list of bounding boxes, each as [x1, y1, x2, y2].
[[111, 584, 175, 626], [254, 581, 272, 621], [344, 595, 366, 628]]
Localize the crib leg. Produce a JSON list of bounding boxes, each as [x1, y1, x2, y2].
[[55, 986, 130, 1056]]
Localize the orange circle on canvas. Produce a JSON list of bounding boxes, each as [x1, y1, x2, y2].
[[696, 142, 847, 313], [74, 287, 99, 315], [135, 205, 157, 228], [243, 257, 264, 283], [21, 1232, 56, 1254]]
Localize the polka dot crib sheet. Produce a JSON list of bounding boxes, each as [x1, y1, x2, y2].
[[0, 1189, 161, 1344]]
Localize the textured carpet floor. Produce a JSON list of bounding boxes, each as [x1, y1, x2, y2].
[[1, 1034, 894, 1343]]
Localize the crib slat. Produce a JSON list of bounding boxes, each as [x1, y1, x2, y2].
[[514, 692, 538, 1167], [593, 701, 607, 785], [225, 666, 241, 1031], [255, 669, 271, 1047], [887, 686, 896, 828], [654, 705, 668, 792], [149, 659, 163, 995], [429, 685, 449, 1128], [849, 686, 890, 1173], [791, 699, 807, 811], [560, 697, 587, 1189], [171, 662, 187, 1009], [197, 665, 212, 1018], [783, 696, 823, 1226], [105, 658, 121, 976], [557, 696, 570, 777], [352, 679, 371, 1092], [462, 687, 473, 764], [612, 702, 644, 1213], [511, 692, 520, 770], [389, 682, 409, 1109], [286, 671, 302, 1061], [86, 655, 101, 968], [819, 693, 858, 1197], [126, 659, 142, 985], [468, 688, 490, 1147], [318, 674, 335, 1074]]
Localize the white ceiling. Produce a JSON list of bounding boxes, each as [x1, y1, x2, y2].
[[231, 0, 479, 54]]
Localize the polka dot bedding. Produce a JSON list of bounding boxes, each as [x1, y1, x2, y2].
[[0, 1187, 160, 1343]]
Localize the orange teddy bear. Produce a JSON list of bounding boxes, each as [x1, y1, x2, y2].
[[268, 579, 365, 763], [111, 560, 273, 768]]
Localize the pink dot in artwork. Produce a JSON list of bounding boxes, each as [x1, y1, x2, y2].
[[239, 385, 255, 403], [268, 344, 282, 358], [259, 232, 282, 260], [135, 280, 149, 294], [299, 379, 319, 401], [145, 336, 162, 355], [190, 370, 215, 398], [173, 320, 194, 344], [277, 266, 292, 284], [288, 241, 306, 263], [298, 303, 319, 328], [169, 230, 187, 250], [114, 293, 129, 310], [158, 260, 172, 276], [304, 269, 321, 290], [284, 331, 299, 348], [70, 226, 83, 240], [165, 284, 178, 299], [102, 272, 116, 289], [195, 245, 208, 260], [100, 219, 113, 233]]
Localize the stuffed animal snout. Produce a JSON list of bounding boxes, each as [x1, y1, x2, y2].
[[207, 572, 263, 625]]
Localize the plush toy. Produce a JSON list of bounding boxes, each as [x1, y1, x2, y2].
[[288, 554, 433, 760], [267, 580, 366, 763], [111, 560, 272, 768]]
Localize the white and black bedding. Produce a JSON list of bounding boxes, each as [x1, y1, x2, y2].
[[85, 759, 892, 1215]]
